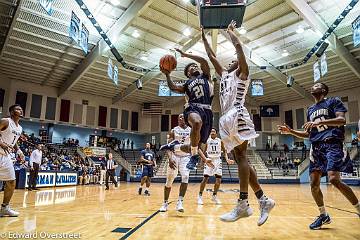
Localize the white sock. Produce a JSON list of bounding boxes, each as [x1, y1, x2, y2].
[[139, 186, 142, 189], [178, 196, 184, 201], [174, 144, 181, 153], [319, 206, 327, 216], [191, 146, 198, 156], [259, 195, 268, 201], [354, 202, 360, 214]]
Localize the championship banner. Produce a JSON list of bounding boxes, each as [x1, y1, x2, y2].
[[80, 23, 89, 54], [320, 53, 328, 76], [113, 65, 119, 86], [353, 15, 360, 48], [69, 11, 80, 43], [313, 61, 321, 82], [108, 58, 113, 80], [251, 79, 264, 96], [39, 0, 54, 15]]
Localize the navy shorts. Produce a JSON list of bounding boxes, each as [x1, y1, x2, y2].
[[184, 105, 213, 144], [309, 140, 353, 177], [141, 165, 154, 178]]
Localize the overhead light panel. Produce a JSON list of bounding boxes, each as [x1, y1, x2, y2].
[[110, 0, 120, 6], [183, 28, 191, 37], [132, 30, 140, 38], [296, 25, 304, 34], [282, 49, 289, 57], [238, 27, 247, 35]]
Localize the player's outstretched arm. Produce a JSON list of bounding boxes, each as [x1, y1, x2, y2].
[[160, 69, 185, 93], [201, 28, 224, 76], [278, 123, 309, 139], [175, 48, 210, 78], [227, 20, 249, 80]]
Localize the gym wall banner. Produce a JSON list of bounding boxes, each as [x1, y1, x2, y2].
[[113, 65, 119, 86], [353, 15, 360, 47], [320, 53, 328, 77], [313, 61, 321, 82], [158, 80, 185, 97], [108, 58, 113, 80], [80, 23, 89, 54], [39, 0, 54, 15], [251, 79, 264, 96], [69, 11, 80, 43]]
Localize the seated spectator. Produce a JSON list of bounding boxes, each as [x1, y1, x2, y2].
[[273, 142, 278, 151]]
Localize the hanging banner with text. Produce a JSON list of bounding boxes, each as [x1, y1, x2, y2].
[[108, 58, 113, 80], [251, 79, 264, 96], [79, 23, 89, 54], [313, 61, 321, 82], [113, 65, 118, 86], [353, 15, 360, 48], [320, 53, 328, 76], [69, 11, 80, 43]]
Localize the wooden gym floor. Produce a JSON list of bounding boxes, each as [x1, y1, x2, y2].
[[0, 183, 359, 240]]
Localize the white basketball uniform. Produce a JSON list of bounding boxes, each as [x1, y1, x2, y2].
[[0, 118, 22, 181], [204, 137, 222, 176], [166, 126, 191, 184], [219, 70, 259, 152]]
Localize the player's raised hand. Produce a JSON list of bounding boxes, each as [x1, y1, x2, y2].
[[227, 159, 235, 165], [160, 66, 170, 75], [277, 123, 291, 134], [175, 48, 186, 58], [227, 20, 237, 32]]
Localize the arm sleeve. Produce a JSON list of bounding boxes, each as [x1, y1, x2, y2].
[[332, 97, 347, 113]]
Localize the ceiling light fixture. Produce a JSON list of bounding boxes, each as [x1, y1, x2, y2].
[[296, 25, 304, 34], [238, 27, 247, 35], [183, 28, 191, 37], [282, 49, 289, 57], [132, 30, 140, 38], [110, 0, 120, 6]]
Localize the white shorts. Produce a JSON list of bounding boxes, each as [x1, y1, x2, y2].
[[219, 107, 259, 153], [0, 154, 16, 181], [204, 158, 222, 177], [167, 154, 191, 183]]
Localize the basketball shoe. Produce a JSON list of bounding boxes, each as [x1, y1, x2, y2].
[[0, 205, 19, 217], [160, 140, 180, 152], [186, 154, 200, 170], [309, 214, 331, 230], [176, 200, 184, 212], [211, 195, 221, 205], [220, 199, 253, 222], [258, 197, 275, 226], [159, 202, 168, 212], [197, 195, 203, 205]]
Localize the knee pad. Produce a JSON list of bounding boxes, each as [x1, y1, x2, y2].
[[181, 174, 189, 184], [165, 173, 176, 188]]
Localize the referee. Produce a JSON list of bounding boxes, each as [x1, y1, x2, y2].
[[29, 144, 42, 191], [105, 153, 118, 190]]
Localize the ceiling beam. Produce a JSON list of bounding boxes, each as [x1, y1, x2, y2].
[[112, 31, 205, 104], [220, 30, 313, 101], [0, 0, 21, 59], [286, 0, 360, 79], [58, 0, 153, 96]]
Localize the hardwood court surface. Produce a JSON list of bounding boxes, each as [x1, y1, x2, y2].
[[0, 183, 359, 240]]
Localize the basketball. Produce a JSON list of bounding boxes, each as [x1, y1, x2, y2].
[[159, 54, 177, 72]]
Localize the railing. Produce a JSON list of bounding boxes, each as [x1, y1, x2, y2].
[[110, 149, 133, 176], [297, 158, 310, 177]]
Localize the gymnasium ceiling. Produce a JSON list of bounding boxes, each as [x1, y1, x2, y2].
[[0, 0, 359, 106]]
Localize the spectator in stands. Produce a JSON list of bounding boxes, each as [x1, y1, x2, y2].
[[283, 144, 289, 153], [272, 142, 278, 151], [100, 159, 106, 185], [127, 139, 130, 148], [131, 141, 134, 150], [294, 158, 301, 166], [266, 142, 270, 151], [301, 144, 307, 159], [351, 137, 358, 147]]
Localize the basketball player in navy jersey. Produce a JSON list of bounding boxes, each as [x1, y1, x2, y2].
[[160, 48, 214, 170], [200, 21, 275, 225], [278, 82, 360, 229]]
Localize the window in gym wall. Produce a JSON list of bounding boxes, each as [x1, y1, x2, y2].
[[15, 91, 27, 114], [45, 97, 56, 120], [98, 106, 107, 127], [121, 110, 129, 130], [60, 99, 70, 122], [296, 108, 305, 130], [30, 94, 42, 118], [110, 108, 118, 129], [131, 112, 139, 131]]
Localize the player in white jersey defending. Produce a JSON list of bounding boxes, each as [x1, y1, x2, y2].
[[201, 21, 275, 226], [160, 114, 191, 212], [198, 128, 234, 205], [0, 104, 24, 217]]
